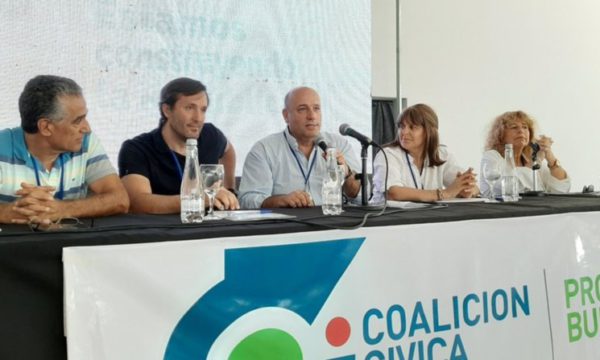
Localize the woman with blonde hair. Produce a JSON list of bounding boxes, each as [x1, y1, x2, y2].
[[372, 103, 478, 203], [480, 110, 570, 197]]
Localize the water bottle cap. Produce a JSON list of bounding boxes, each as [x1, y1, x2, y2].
[[186, 138, 197, 146], [504, 143, 513, 149]]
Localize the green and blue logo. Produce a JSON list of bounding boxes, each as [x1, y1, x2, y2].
[[163, 238, 364, 359]]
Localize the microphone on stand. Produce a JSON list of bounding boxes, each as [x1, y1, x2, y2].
[[339, 124, 373, 146], [338, 123, 377, 206], [530, 142, 540, 157], [522, 142, 544, 196], [530, 142, 541, 153], [530, 142, 541, 170]]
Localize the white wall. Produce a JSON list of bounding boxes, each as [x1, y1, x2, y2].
[[371, 0, 397, 99], [400, 0, 600, 191]]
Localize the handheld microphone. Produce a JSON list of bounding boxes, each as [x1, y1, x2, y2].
[[314, 135, 328, 152], [339, 123, 373, 145]]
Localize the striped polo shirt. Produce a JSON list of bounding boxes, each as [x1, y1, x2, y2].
[[0, 127, 116, 203]]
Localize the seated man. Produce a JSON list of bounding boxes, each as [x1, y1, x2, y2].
[[0, 75, 129, 224], [118, 77, 239, 213], [239, 86, 361, 209]]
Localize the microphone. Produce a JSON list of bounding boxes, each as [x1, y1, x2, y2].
[[529, 142, 542, 186], [339, 123, 373, 145], [314, 135, 328, 152], [530, 142, 541, 165], [530, 142, 540, 153], [339, 124, 375, 206]]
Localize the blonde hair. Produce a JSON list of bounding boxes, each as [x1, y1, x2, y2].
[[485, 110, 537, 164]]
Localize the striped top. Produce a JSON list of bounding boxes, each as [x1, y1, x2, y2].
[[0, 127, 116, 203]]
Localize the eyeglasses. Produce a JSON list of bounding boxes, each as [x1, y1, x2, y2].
[[28, 217, 87, 232]]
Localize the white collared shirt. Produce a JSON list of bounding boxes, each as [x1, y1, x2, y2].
[[372, 145, 463, 203], [479, 149, 570, 196], [239, 128, 360, 209]]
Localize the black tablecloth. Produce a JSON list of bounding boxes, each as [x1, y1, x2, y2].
[[1, 195, 600, 360]]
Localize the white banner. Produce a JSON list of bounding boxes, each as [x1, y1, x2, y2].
[[63, 212, 600, 359]]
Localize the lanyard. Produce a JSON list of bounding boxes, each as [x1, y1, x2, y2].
[[284, 131, 317, 186], [405, 150, 423, 190], [170, 150, 184, 182], [31, 154, 65, 200]]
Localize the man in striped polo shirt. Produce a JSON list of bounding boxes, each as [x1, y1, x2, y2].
[[0, 75, 129, 225]]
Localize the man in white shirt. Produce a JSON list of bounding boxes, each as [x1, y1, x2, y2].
[[239, 86, 361, 209]]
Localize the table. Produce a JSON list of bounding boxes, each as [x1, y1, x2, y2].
[[2, 195, 600, 359]]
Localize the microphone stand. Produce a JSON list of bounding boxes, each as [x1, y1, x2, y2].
[[337, 125, 384, 210], [532, 162, 539, 192], [347, 141, 383, 211], [360, 144, 369, 206], [522, 147, 544, 197]]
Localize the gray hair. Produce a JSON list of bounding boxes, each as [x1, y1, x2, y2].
[[19, 75, 82, 133]]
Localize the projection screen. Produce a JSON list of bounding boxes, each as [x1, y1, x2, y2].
[[0, 0, 371, 174]]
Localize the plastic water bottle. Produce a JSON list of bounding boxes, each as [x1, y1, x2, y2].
[[501, 144, 519, 202], [180, 139, 204, 223], [321, 148, 343, 215]]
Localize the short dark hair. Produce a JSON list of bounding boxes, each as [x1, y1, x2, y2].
[[18, 75, 82, 134], [159, 78, 209, 127]]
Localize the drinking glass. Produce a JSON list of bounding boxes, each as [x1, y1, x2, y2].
[[200, 164, 224, 220], [482, 162, 502, 200]]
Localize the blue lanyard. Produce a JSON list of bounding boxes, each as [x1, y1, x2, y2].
[[31, 154, 65, 200], [170, 150, 184, 182], [284, 131, 317, 186], [405, 150, 423, 190]]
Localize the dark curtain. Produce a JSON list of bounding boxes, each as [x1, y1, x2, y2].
[[372, 99, 397, 149]]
